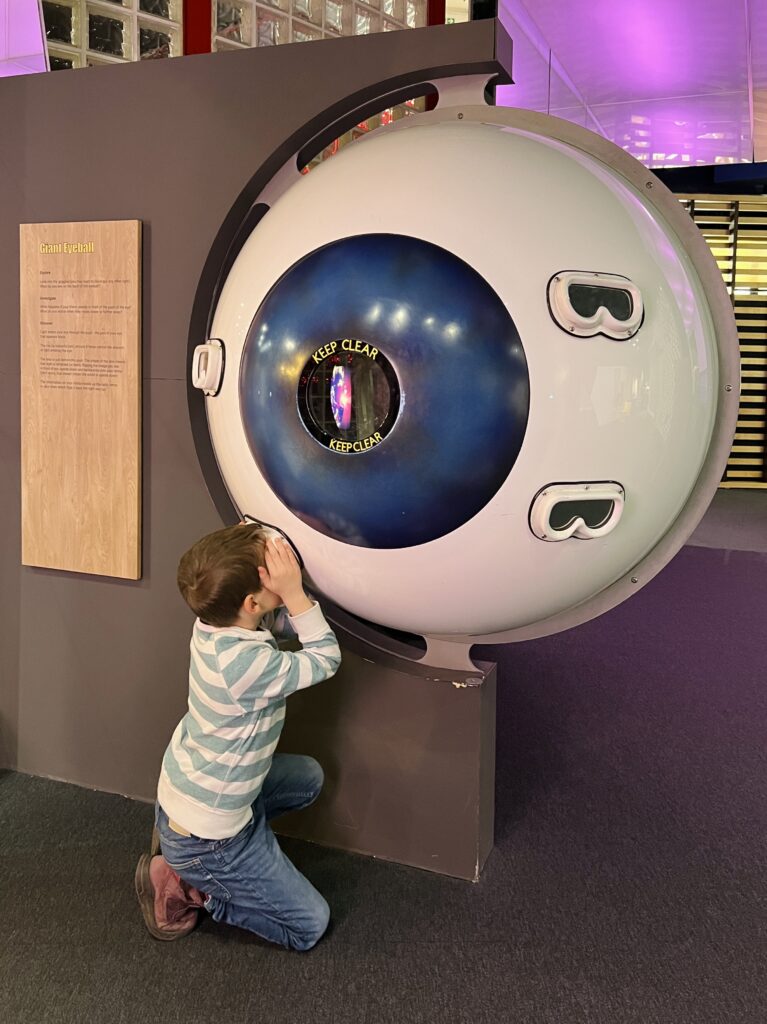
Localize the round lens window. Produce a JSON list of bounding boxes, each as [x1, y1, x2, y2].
[[297, 340, 400, 454]]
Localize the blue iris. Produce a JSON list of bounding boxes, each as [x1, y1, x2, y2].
[[240, 233, 529, 549]]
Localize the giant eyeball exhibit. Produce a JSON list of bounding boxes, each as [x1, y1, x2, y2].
[[191, 85, 739, 645]]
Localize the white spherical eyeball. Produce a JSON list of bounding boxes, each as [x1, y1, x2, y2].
[[200, 107, 737, 642]]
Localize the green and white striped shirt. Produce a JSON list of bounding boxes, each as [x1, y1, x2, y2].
[[157, 601, 341, 839]]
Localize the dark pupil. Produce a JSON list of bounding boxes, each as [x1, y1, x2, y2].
[[568, 284, 632, 321], [306, 352, 392, 441], [549, 499, 615, 532]]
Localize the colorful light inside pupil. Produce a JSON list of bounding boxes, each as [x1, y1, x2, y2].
[[330, 365, 353, 431]]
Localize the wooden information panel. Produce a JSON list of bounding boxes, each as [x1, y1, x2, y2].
[[20, 220, 142, 579]]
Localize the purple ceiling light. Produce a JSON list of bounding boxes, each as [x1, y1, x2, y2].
[[497, 0, 766, 167], [0, 0, 47, 78]]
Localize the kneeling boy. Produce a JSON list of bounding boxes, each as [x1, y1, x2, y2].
[[135, 523, 341, 950]]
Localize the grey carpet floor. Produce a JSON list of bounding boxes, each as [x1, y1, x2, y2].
[[2, 544, 766, 1024]]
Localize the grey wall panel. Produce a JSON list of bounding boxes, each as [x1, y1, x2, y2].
[[0, 66, 25, 768], [0, 371, 20, 768], [276, 651, 496, 879]]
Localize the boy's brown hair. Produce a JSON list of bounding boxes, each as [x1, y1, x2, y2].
[[177, 523, 267, 627]]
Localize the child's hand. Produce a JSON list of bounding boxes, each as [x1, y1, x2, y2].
[[259, 538, 310, 614]]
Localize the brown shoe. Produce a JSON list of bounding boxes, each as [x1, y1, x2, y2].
[[134, 854, 206, 941]]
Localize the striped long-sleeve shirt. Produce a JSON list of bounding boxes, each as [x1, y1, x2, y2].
[[157, 601, 341, 839]]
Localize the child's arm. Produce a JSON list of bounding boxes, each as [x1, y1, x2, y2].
[[226, 606, 341, 708]]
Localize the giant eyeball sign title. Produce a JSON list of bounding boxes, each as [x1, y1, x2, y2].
[[192, 98, 738, 643]]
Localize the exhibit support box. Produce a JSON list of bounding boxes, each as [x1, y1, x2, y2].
[[276, 647, 497, 881]]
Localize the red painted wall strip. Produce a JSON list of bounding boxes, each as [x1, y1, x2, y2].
[[427, 0, 446, 25], [183, 0, 212, 55], [425, 2, 446, 108]]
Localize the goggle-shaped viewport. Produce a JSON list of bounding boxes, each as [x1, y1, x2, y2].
[[548, 271, 643, 340], [530, 482, 625, 542]]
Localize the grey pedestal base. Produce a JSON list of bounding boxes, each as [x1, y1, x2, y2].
[[274, 643, 497, 881]]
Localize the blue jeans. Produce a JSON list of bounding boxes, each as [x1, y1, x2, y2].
[[155, 754, 329, 951]]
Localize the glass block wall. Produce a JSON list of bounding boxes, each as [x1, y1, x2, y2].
[[212, 0, 427, 52], [210, 1, 431, 168], [42, 0, 182, 69], [444, 0, 467, 25]]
